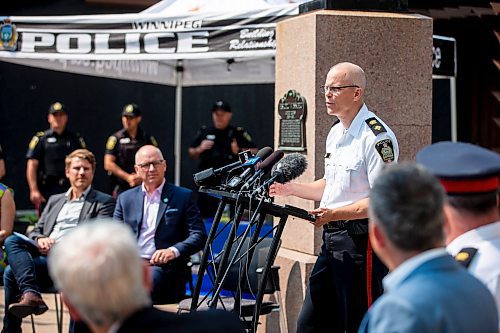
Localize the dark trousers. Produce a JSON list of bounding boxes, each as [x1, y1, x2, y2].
[[150, 265, 187, 304], [2, 235, 53, 333], [297, 230, 387, 333]]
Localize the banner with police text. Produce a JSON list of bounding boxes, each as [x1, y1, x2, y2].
[[0, 5, 297, 60]]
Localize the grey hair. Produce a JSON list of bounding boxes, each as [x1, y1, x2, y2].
[[369, 163, 445, 251], [48, 220, 151, 328]]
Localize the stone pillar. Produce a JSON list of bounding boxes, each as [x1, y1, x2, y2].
[[262, 10, 433, 333]]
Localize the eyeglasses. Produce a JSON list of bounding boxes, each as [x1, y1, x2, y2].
[[136, 160, 164, 171], [319, 85, 359, 94]]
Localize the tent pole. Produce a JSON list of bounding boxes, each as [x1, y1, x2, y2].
[[174, 60, 184, 186]]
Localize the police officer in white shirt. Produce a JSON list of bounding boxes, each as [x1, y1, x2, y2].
[[270, 62, 399, 333], [417, 141, 500, 328]]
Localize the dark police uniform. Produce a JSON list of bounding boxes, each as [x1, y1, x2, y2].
[[190, 125, 256, 217], [297, 105, 399, 333], [105, 127, 158, 194], [26, 128, 86, 206]]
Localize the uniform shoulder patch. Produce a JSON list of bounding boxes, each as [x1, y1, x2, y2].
[[78, 136, 87, 149], [365, 117, 387, 136], [106, 136, 118, 150], [150, 136, 159, 147], [375, 139, 395, 163], [242, 131, 252, 142], [28, 136, 40, 150], [454, 247, 478, 268]]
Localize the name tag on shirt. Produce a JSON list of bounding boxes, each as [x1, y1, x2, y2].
[[47, 137, 57, 143]]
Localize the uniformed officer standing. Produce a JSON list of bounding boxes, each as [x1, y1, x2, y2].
[[270, 62, 399, 333], [104, 103, 158, 196], [417, 141, 500, 327], [26, 102, 86, 214], [188, 100, 256, 218]]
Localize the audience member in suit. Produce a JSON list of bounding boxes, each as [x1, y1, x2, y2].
[[417, 141, 500, 328], [358, 163, 498, 333], [114, 145, 206, 304], [2, 149, 115, 333], [48, 220, 245, 333]]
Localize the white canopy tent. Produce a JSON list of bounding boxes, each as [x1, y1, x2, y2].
[[0, 0, 307, 184]]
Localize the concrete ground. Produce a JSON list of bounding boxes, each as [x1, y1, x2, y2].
[[0, 287, 178, 333]]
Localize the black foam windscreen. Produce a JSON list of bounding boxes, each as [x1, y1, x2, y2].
[[271, 153, 308, 183]]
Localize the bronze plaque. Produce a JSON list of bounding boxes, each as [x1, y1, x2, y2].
[[278, 90, 307, 151]]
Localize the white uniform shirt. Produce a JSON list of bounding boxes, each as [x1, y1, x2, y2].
[[447, 221, 500, 327], [320, 104, 399, 209]]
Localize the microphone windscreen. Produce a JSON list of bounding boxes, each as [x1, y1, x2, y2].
[[259, 150, 285, 172], [271, 153, 308, 183]]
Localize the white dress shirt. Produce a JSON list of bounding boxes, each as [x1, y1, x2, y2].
[[138, 179, 179, 259]]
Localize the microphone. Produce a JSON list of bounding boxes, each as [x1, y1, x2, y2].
[[225, 147, 273, 189], [259, 153, 308, 190], [240, 150, 285, 190], [193, 149, 252, 187]]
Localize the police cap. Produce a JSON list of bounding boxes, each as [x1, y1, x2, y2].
[[211, 100, 231, 113], [122, 104, 141, 117], [48, 102, 66, 115], [416, 141, 500, 194]]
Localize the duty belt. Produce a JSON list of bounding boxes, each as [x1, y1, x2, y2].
[[323, 219, 369, 236]]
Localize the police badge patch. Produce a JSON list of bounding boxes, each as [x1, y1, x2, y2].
[[0, 18, 18, 51], [375, 139, 395, 163], [106, 136, 117, 150]]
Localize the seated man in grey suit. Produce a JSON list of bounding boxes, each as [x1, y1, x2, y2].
[[48, 220, 244, 333], [358, 163, 498, 333], [114, 145, 206, 304], [2, 149, 115, 333]]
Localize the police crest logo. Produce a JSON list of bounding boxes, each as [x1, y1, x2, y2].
[[28, 136, 40, 150], [375, 139, 395, 163], [125, 104, 134, 113], [0, 18, 18, 51], [106, 136, 117, 150]]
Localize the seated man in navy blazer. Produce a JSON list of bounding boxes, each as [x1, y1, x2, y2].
[[114, 145, 206, 304], [358, 163, 498, 333], [2, 149, 115, 333]]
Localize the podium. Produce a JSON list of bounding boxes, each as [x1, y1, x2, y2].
[[188, 187, 315, 332]]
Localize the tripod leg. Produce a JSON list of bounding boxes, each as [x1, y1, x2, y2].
[[191, 198, 227, 310]]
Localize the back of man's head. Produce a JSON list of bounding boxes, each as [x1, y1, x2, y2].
[[48, 220, 151, 329], [370, 163, 445, 252]]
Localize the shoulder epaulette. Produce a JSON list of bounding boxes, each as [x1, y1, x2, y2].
[[454, 247, 478, 268], [365, 117, 387, 136]]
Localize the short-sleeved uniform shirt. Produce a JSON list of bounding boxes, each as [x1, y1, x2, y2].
[[26, 128, 86, 178], [105, 127, 158, 175], [190, 125, 256, 170], [320, 104, 399, 209], [447, 221, 500, 327]]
